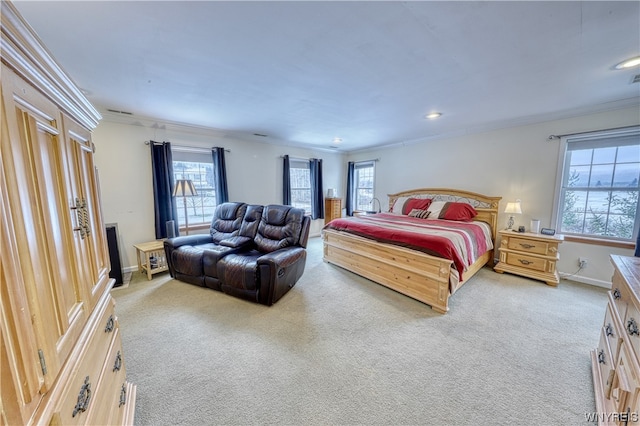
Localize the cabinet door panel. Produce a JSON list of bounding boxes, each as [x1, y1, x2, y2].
[[1, 67, 87, 389], [1, 95, 43, 424], [61, 115, 111, 308]]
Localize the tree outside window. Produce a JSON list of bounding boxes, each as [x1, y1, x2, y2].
[[173, 157, 216, 227], [290, 159, 311, 213], [556, 129, 640, 241]]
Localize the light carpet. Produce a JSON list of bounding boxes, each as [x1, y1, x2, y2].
[[112, 236, 607, 425]]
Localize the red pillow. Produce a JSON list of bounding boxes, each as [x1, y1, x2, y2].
[[402, 198, 432, 215], [439, 202, 477, 221]]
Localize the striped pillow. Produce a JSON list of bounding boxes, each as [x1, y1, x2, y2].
[[408, 208, 431, 219]]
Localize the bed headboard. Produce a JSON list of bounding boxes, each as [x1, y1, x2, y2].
[[387, 188, 502, 240]]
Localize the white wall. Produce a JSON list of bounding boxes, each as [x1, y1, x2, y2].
[[347, 106, 640, 287], [93, 107, 638, 285], [92, 119, 344, 270]]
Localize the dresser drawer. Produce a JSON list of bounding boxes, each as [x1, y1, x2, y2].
[[504, 252, 548, 272], [611, 269, 632, 323], [507, 236, 558, 257], [86, 327, 128, 425], [604, 301, 623, 363], [597, 328, 616, 398], [612, 342, 640, 414], [53, 296, 118, 425], [624, 301, 640, 363]]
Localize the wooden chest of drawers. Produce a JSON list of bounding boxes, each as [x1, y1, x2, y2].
[[325, 197, 342, 225], [494, 230, 563, 286], [591, 255, 640, 425]]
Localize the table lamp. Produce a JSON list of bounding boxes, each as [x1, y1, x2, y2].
[[504, 199, 522, 230]]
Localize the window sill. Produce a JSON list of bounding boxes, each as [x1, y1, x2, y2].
[[179, 223, 210, 233], [563, 234, 635, 249]]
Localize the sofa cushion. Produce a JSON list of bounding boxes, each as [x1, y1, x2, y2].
[[238, 204, 263, 238], [172, 246, 205, 276], [210, 202, 247, 243], [217, 250, 262, 292], [254, 205, 304, 253]]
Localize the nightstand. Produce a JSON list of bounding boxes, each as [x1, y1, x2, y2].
[[494, 230, 564, 286], [133, 240, 168, 280]]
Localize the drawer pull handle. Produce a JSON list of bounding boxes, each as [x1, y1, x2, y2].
[[72, 376, 91, 417], [597, 350, 606, 364], [605, 323, 614, 337], [613, 288, 621, 300], [105, 315, 114, 333], [627, 318, 639, 336], [518, 259, 533, 265], [519, 243, 536, 249], [119, 383, 127, 407], [113, 351, 122, 372]]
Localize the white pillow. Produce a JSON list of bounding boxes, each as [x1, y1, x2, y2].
[[391, 196, 409, 214], [427, 201, 447, 218]]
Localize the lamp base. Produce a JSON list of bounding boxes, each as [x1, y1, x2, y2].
[[506, 215, 514, 230]]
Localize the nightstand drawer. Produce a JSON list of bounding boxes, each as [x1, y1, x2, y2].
[[505, 252, 548, 272], [507, 236, 557, 256]]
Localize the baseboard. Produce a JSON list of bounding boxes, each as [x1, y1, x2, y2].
[[123, 265, 138, 273], [559, 272, 611, 289]]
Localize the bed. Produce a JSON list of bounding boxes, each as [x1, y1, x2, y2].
[[322, 188, 501, 313]]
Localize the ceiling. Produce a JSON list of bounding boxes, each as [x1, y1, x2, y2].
[[12, 1, 640, 152]]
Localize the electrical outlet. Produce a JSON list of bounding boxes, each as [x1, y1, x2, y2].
[[579, 257, 588, 269]]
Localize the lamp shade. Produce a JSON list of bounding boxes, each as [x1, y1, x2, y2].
[[504, 200, 522, 214], [172, 179, 197, 197]]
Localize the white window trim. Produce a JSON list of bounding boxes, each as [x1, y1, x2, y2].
[[289, 159, 311, 213], [551, 126, 640, 244], [354, 160, 376, 212]]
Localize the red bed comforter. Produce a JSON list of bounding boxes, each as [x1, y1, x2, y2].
[[323, 213, 493, 281]]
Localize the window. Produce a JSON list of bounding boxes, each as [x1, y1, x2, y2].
[[354, 161, 375, 211], [172, 149, 217, 228], [290, 159, 311, 213], [554, 127, 640, 242]]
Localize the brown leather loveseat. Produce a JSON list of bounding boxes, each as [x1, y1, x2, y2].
[[164, 202, 310, 305]]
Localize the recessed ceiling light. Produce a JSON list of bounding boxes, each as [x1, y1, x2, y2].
[[425, 112, 442, 119], [615, 56, 640, 70], [333, 137, 343, 144]]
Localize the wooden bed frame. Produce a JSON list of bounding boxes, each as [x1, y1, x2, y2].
[[322, 188, 502, 313]]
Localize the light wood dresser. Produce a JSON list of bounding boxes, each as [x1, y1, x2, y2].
[[325, 197, 342, 225], [591, 255, 640, 425], [494, 230, 564, 286], [1, 2, 136, 424]]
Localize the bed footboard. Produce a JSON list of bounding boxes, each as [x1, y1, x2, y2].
[[323, 229, 454, 313]]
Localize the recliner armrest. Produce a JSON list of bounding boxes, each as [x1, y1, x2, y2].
[[164, 235, 214, 278], [257, 246, 307, 305], [219, 235, 253, 249], [257, 246, 306, 269], [164, 235, 213, 250]]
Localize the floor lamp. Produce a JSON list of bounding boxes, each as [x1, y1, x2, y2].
[[173, 179, 198, 235]]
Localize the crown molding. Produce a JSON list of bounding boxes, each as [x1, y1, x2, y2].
[[0, 1, 101, 130]]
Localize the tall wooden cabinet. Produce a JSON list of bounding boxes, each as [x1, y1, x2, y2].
[[325, 197, 342, 225], [1, 2, 136, 425]]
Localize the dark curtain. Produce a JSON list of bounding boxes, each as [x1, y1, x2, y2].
[[212, 147, 229, 204], [310, 158, 324, 219], [345, 161, 355, 216], [150, 141, 178, 238], [635, 229, 640, 257], [283, 155, 291, 205]]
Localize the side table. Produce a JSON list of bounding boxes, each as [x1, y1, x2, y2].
[[494, 230, 564, 286], [133, 240, 168, 280]]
